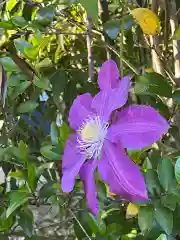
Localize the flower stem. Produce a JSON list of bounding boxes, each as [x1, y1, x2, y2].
[[69, 209, 92, 240]]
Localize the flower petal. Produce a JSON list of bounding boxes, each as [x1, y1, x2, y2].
[[98, 59, 120, 90], [61, 134, 86, 192], [92, 76, 130, 121], [79, 160, 98, 216], [99, 140, 148, 202], [69, 93, 93, 130], [107, 104, 170, 149]]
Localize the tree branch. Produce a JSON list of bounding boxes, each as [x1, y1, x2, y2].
[[85, 16, 94, 82], [6, 42, 34, 81], [98, 0, 112, 59], [169, 0, 180, 85], [150, 0, 165, 76]]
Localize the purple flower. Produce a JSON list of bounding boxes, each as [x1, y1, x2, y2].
[[61, 60, 170, 215]]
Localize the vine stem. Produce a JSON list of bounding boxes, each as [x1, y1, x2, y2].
[[69, 209, 92, 240]]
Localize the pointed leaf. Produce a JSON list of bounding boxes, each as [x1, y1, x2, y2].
[[138, 206, 154, 234], [134, 72, 172, 98], [155, 206, 173, 235], [6, 191, 29, 218], [175, 157, 180, 183], [158, 158, 175, 192]]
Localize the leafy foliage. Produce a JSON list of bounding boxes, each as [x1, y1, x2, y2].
[[0, 0, 179, 239]]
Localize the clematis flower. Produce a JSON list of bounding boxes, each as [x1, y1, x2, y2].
[[61, 60, 170, 215]]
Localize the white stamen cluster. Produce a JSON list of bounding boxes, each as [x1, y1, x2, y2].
[[77, 115, 109, 160]]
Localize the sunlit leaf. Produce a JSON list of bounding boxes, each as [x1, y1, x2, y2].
[[131, 8, 160, 35], [126, 203, 139, 219]]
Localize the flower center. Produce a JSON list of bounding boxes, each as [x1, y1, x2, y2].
[[77, 116, 109, 159]]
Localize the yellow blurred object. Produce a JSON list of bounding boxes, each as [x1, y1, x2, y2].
[[130, 8, 160, 35], [106, 185, 116, 197], [145, 67, 154, 72], [126, 203, 139, 219]]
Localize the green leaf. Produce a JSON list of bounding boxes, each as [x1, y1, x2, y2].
[[24, 47, 39, 60], [18, 140, 28, 162], [18, 208, 34, 237], [17, 101, 39, 113], [59, 121, 71, 145], [34, 76, 50, 89], [138, 206, 154, 234], [143, 158, 152, 170], [0, 57, 19, 72], [51, 122, 59, 146], [23, 3, 34, 21], [172, 189, 180, 204], [40, 145, 61, 161], [0, 21, 14, 29], [155, 206, 173, 235], [161, 194, 177, 211], [79, 0, 98, 20], [14, 39, 32, 55], [10, 81, 31, 100], [51, 70, 67, 96], [175, 157, 180, 183], [134, 72, 172, 98], [156, 234, 167, 240], [35, 6, 55, 26], [145, 170, 161, 196], [172, 89, 180, 104], [6, 191, 29, 218], [8, 171, 25, 179], [8, 73, 28, 87], [39, 181, 58, 198], [6, 0, 17, 11], [104, 15, 134, 39], [0, 212, 14, 232], [28, 164, 37, 191], [88, 213, 106, 235], [157, 158, 175, 192], [11, 16, 28, 27], [173, 26, 180, 40]]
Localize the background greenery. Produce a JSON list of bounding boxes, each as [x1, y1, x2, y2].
[[0, 0, 180, 239]]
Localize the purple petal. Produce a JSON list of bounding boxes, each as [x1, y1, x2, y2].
[[61, 134, 86, 192], [107, 104, 170, 149], [98, 60, 120, 90], [91, 76, 130, 121], [68, 93, 93, 130], [79, 160, 99, 216], [98, 140, 148, 202]]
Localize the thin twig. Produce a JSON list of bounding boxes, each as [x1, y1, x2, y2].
[[42, 30, 88, 36], [85, 15, 94, 82], [69, 209, 92, 240], [150, 0, 165, 76], [107, 45, 140, 75], [144, 35, 176, 86]]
